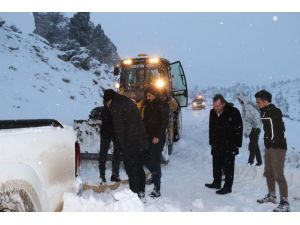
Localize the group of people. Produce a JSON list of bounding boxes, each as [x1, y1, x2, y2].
[[97, 87, 290, 211], [205, 90, 290, 212], [98, 87, 169, 200]]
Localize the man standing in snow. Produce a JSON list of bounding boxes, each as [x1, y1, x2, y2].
[[143, 87, 169, 198], [236, 92, 262, 166], [103, 89, 149, 200], [205, 94, 243, 195], [255, 90, 290, 212], [98, 105, 121, 183]]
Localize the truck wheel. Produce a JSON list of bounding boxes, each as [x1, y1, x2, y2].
[[161, 112, 174, 164], [173, 109, 182, 142], [161, 135, 173, 164], [0, 180, 42, 212]]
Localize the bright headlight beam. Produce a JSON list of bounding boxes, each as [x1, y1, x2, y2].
[[149, 57, 160, 64], [115, 82, 120, 89], [123, 59, 132, 65], [155, 79, 165, 89]]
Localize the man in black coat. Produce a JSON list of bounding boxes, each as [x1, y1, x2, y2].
[[255, 90, 290, 212], [143, 87, 169, 198], [205, 94, 243, 194], [103, 89, 149, 199], [98, 105, 121, 183]]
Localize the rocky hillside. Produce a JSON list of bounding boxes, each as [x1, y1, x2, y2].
[[33, 12, 120, 67], [0, 18, 117, 124]]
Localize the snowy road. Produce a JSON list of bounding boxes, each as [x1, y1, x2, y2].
[[63, 107, 300, 212]]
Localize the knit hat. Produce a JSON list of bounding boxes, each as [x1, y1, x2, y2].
[[103, 89, 116, 104]]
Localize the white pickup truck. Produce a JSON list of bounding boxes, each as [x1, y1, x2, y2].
[[0, 119, 81, 212]]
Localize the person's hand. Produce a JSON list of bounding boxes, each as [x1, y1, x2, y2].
[[233, 147, 239, 155], [152, 137, 159, 144]]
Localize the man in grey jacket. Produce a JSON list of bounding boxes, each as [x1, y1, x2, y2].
[[237, 92, 262, 166]]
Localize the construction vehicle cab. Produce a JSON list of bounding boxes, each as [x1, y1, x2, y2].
[[114, 54, 188, 163]]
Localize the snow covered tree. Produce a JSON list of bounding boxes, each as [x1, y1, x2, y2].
[[275, 91, 289, 116]]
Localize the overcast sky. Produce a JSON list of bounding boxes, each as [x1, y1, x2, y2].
[[1, 12, 300, 88]]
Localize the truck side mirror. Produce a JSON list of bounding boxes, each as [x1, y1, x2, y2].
[[114, 67, 120, 76]]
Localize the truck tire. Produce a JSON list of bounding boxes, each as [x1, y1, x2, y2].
[[0, 180, 42, 212], [161, 112, 174, 164], [173, 109, 182, 142]]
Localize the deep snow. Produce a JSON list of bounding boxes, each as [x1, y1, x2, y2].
[[63, 106, 300, 212]]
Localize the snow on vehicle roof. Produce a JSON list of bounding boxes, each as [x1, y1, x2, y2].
[[0, 124, 74, 137]]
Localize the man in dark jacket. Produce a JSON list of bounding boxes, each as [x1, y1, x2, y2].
[[205, 94, 243, 195], [103, 89, 148, 199], [143, 87, 169, 198], [98, 105, 121, 183], [255, 90, 290, 212]]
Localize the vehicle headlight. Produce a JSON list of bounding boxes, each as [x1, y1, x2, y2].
[[115, 82, 120, 89], [202, 102, 206, 105], [123, 59, 132, 65], [155, 79, 165, 89], [149, 57, 160, 64], [193, 102, 197, 106]]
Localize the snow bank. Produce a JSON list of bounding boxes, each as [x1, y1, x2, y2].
[[62, 189, 144, 212]]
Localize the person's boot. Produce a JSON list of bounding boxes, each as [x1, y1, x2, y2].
[[216, 187, 232, 195], [255, 162, 262, 166], [100, 174, 106, 184], [138, 192, 146, 203], [149, 186, 161, 198], [257, 194, 277, 204], [273, 200, 290, 212], [205, 182, 221, 189], [111, 174, 121, 182], [146, 175, 154, 185]]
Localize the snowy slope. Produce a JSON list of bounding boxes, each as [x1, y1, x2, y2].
[[63, 107, 300, 212], [0, 24, 115, 124]]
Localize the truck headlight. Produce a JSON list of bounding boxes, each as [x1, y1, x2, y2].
[[149, 57, 160, 64], [155, 79, 165, 89], [202, 102, 206, 106], [193, 102, 197, 107], [115, 82, 120, 89], [123, 59, 132, 65]]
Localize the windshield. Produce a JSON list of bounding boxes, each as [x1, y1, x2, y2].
[[121, 63, 169, 91]]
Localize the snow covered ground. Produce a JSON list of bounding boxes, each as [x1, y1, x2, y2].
[[63, 106, 300, 212]]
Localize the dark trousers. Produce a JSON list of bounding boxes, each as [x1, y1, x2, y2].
[[145, 135, 166, 191], [248, 128, 262, 165], [212, 149, 235, 190], [123, 149, 146, 194], [99, 137, 121, 177]]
